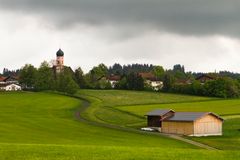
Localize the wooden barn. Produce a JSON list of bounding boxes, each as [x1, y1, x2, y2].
[[145, 109, 223, 136]]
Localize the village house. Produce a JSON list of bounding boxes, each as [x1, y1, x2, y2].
[[106, 75, 121, 88], [3, 76, 19, 84], [139, 72, 163, 91], [195, 74, 215, 84], [145, 109, 223, 136], [0, 76, 21, 91]]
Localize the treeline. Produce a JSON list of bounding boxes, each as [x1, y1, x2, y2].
[[1, 68, 20, 77], [167, 77, 240, 98], [74, 63, 158, 90], [108, 63, 154, 75], [11, 62, 240, 98], [161, 65, 240, 98], [18, 63, 162, 93], [19, 62, 78, 95]]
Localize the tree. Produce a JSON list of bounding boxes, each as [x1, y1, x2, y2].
[[115, 76, 127, 89], [152, 66, 164, 80], [35, 61, 55, 91], [162, 73, 174, 91], [96, 77, 112, 89], [90, 63, 108, 81], [74, 67, 86, 88], [174, 71, 186, 80], [204, 77, 240, 98], [19, 64, 37, 89], [173, 64, 185, 73], [126, 72, 144, 90], [56, 69, 79, 95], [108, 63, 123, 75]]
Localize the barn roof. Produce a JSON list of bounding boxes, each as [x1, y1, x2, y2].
[[164, 112, 224, 122], [145, 109, 224, 121], [145, 109, 174, 116]]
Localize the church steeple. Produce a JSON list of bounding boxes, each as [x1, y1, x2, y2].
[[56, 48, 64, 57], [56, 49, 64, 73]]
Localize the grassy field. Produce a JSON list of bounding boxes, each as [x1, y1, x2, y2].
[[0, 92, 200, 159], [78, 90, 240, 151], [78, 90, 216, 127], [117, 99, 240, 117], [79, 90, 216, 106], [0, 91, 239, 159]]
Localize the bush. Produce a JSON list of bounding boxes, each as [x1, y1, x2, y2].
[[204, 78, 240, 98]]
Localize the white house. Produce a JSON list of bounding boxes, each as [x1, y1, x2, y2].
[[146, 80, 163, 91], [0, 83, 22, 91], [139, 72, 163, 91], [0, 76, 21, 91], [106, 75, 121, 88]]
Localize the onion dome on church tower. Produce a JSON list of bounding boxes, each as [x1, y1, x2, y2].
[[56, 49, 64, 57]]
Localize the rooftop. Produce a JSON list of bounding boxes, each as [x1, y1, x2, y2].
[[0, 76, 6, 81], [145, 109, 174, 116], [56, 49, 64, 57], [138, 72, 160, 81], [107, 75, 121, 81], [165, 112, 208, 121], [146, 109, 224, 122]]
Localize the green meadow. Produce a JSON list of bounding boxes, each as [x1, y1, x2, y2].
[[78, 90, 240, 151], [0, 91, 239, 159]]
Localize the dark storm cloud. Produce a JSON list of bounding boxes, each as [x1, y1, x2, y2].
[[1, 0, 240, 37]]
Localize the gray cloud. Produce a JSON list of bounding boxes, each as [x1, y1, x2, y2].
[[1, 0, 240, 38]]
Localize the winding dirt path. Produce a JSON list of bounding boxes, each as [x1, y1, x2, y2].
[[74, 96, 219, 150]]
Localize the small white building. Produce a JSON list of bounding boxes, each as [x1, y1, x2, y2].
[[0, 83, 22, 91], [146, 80, 163, 91], [106, 75, 121, 88], [139, 72, 163, 91]]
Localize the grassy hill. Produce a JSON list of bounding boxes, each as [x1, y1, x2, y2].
[[78, 90, 240, 151], [0, 91, 239, 159]]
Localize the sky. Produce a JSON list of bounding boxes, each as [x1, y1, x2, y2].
[[1, 0, 240, 73]]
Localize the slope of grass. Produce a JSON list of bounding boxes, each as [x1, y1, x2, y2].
[[78, 90, 240, 151], [79, 89, 215, 107], [0, 92, 192, 147], [79, 90, 220, 127], [1, 143, 240, 160], [117, 99, 240, 117], [78, 90, 217, 127], [1, 91, 223, 160], [0, 91, 239, 159]]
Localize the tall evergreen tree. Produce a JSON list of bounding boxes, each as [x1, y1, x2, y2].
[[162, 73, 174, 91], [74, 67, 86, 88]]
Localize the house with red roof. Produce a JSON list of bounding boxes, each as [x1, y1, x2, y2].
[[0, 76, 21, 91], [106, 75, 121, 88], [138, 72, 163, 91]]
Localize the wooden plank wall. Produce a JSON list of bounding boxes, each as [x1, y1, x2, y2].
[[194, 115, 222, 136], [162, 121, 194, 135]]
